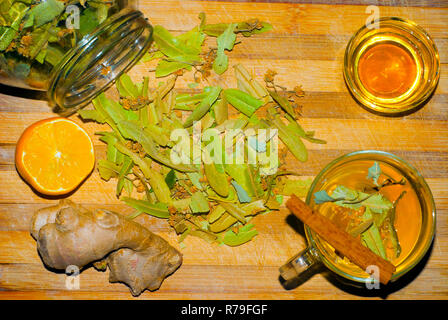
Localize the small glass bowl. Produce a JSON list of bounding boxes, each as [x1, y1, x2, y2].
[[344, 17, 440, 116]]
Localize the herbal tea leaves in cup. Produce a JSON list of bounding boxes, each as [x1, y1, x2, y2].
[[313, 162, 407, 261]]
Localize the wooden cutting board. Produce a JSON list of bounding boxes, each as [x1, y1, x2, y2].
[[0, 0, 447, 300]]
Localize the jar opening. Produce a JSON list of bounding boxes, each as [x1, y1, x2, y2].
[[48, 8, 153, 116]]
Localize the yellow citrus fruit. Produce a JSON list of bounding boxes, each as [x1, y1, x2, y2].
[[15, 117, 95, 196]]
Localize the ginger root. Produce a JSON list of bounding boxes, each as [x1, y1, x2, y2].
[[30, 199, 182, 296]]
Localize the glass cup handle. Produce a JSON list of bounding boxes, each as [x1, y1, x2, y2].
[[279, 246, 320, 282]]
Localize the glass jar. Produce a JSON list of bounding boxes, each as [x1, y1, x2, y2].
[[0, 0, 153, 115]]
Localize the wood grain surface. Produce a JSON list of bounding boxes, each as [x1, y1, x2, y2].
[[0, 0, 447, 300]]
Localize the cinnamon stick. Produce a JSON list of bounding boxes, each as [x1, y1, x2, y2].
[[286, 194, 396, 284]]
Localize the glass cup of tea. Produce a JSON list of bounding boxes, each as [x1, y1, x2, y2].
[[279, 150, 436, 287]]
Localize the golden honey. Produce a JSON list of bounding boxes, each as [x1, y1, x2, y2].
[[344, 18, 440, 116]]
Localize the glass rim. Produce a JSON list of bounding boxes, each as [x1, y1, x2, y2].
[[343, 17, 440, 116], [47, 8, 153, 116], [304, 150, 436, 284]]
